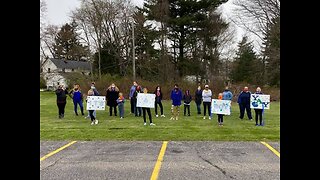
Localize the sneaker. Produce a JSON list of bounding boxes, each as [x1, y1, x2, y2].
[[209, 116, 211, 120], [91, 121, 94, 125], [255, 124, 259, 126], [150, 123, 156, 126], [95, 119, 98, 124], [161, 115, 165, 117], [120, 117, 123, 119], [156, 114, 159, 118], [203, 116, 206, 119], [144, 123, 147, 126], [249, 119, 253, 121], [175, 117, 178, 121], [170, 117, 174, 120]]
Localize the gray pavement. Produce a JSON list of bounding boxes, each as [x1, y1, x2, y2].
[[40, 141, 280, 180]]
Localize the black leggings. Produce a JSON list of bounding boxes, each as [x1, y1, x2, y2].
[[155, 101, 163, 115], [218, 114, 223, 123], [203, 102, 211, 116], [89, 110, 95, 122], [184, 105, 190, 115], [57, 103, 66, 116], [142, 108, 152, 123]]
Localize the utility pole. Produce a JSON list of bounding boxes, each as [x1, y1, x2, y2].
[[132, 20, 136, 81]]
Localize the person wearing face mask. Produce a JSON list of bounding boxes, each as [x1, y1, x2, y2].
[[237, 86, 252, 120], [154, 85, 165, 118], [85, 82, 100, 119], [183, 89, 192, 116], [202, 84, 212, 120], [129, 81, 138, 114], [170, 84, 182, 120], [106, 83, 120, 116], [55, 85, 69, 119], [70, 84, 84, 116], [253, 87, 264, 126], [194, 85, 202, 115]]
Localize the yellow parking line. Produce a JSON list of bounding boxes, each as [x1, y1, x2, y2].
[[260, 141, 280, 158], [150, 141, 168, 180], [40, 141, 77, 162]]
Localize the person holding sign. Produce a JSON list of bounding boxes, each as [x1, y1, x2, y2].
[[253, 87, 263, 126], [87, 89, 98, 125], [217, 93, 224, 126], [141, 88, 155, 126], [116, 92, 125, 119]]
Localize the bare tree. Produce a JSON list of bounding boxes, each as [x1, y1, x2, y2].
[[231, 0, 280, 48]]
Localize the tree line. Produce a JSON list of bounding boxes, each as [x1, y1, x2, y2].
[[40, 0, 280, 87]]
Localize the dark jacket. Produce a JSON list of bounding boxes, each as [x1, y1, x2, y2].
[[154, 90, 163, 103], [237, 91, 251, 104], [195, 89, 202, 104], [183, 90, 192, 104], [56, 89, 68, 104], [106, 87, 119, 106]]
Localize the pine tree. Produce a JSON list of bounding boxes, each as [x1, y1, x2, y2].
[[53, 21, 89, 61]]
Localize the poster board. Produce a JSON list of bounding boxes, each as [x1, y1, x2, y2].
[[86, 96, 106, 110], [211, 99, 231, 115], [136, 93, 156, 108], [250, 94, 270, 109]]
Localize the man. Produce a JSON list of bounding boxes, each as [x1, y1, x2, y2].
[[237, 86, 252, 120], [129, 81, 138, 114]]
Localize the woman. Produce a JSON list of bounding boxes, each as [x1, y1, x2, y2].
[[106, 83, 120, 116], [170, 84, 182, 120], [195, 86, 202, 114], [154, 85, 165, 117], [253, 87, 264, 126], [202, 84, 212, 120], [70, 84, 84, 116], [55, 85, 69, 119]]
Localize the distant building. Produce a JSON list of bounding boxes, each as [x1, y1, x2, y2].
[[41, 58, 91, 90]]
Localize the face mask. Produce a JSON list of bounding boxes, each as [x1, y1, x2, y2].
[[157, 88, 160, 91], [75, 88, 78, 90], [91, 86, 95, 89]]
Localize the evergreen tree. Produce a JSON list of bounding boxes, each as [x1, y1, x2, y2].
[[263, 16, 280, 87], [231, 36, 263, 84], [53, 21, 89, 61]]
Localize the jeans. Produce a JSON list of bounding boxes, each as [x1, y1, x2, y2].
[[118, 103, 124, 118], [196, 102, 201, 114], [73, 100, 84, 115]]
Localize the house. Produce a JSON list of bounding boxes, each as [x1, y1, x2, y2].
[[41, 58, 91, 90]]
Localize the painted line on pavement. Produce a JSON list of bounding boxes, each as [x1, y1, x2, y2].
[[260, 141, 280, 158], [40, 141, 77, 162], [150, 141, 168, 180]]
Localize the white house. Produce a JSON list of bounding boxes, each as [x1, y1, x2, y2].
[[41, 58, 91, 90]]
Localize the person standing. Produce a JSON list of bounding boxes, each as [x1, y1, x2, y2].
[[142, 88, 155, 126], [55, 85, 69, 119], [154, 85, 165, 118], [85, 82, 100, 119], [222, 86, 233, 113], [253, 87, 264, 126], [237, 86, 253, 120], [106, 83, 119, 116], [70, 84, 84, 116], [170, 84, 183, 120], [217, 93, 224, 126], [87, 89, 98, 125], [183, 90, 192, 116], [133, 85, 142, 116], [202, 84, 212, 120], [194, 85, 202, 115], [129, 81, 138, 114], [116, 92, 125, 119]]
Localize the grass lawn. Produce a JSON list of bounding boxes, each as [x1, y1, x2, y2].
[[40, 91, 280, 141]]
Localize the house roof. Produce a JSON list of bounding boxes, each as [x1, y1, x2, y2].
[[50, 58, 91, 70]]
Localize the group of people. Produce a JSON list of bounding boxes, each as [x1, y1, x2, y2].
[[55, 81, 266, 127]]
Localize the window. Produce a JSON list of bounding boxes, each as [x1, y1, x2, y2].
[[48, 68, 50, 73]]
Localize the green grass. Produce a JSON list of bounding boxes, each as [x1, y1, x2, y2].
[[41, 92, 279, 141]]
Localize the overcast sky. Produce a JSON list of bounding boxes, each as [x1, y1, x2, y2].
[[44, 0, 251, 53]]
